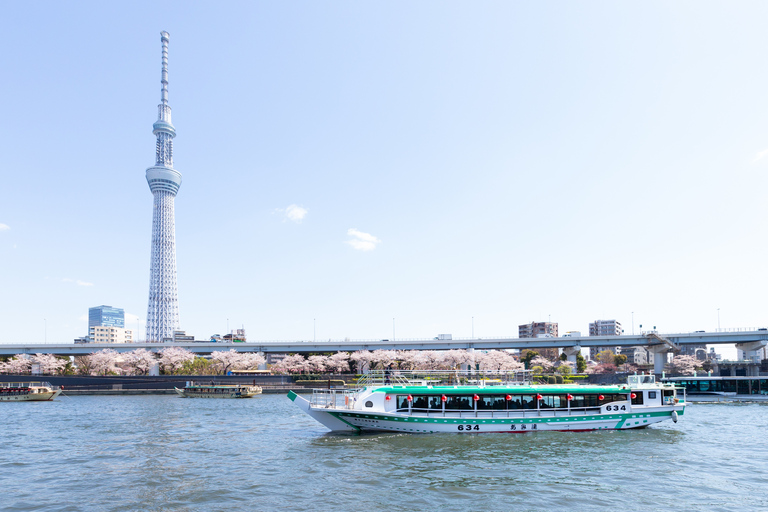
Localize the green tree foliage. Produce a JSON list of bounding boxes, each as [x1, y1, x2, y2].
[[181, 356, 213, 375], [614, 354, 628, 367], [576, 353, 587, 373], [521, 350, 539, 369], [596, 349, 615, 366]]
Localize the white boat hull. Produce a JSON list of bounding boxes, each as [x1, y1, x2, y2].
[[288, 391, 684, 434]]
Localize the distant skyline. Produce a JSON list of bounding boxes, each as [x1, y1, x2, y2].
[[2, 2, 767, 360]]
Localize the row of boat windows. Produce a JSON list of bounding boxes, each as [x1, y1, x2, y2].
[[395, 394, 632, 411]]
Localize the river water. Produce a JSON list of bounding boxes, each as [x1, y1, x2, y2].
[[1, 394, 766, 512]]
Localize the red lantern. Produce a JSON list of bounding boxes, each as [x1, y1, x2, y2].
[[407, 395, 413, 402], [505, 395, 512, 401], [441, 395, 447, 402], [536, 394, 543, 400], [473, 394, 480, 401], [385, 395, 391, 401], [631, 393, 636, 399], [567, 394, 574, 401], [598, 394, 605, 401]]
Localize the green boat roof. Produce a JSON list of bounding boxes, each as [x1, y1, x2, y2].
[[370, 384, 632, 395]]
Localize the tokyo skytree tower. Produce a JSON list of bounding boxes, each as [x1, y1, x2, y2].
[[145, 31, 181, 342]]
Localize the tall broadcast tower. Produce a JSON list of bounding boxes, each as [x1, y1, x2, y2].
[[145, 31, 181, 342]]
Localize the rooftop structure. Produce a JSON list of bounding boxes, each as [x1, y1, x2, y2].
[[145, 31, 182, 342], [519, 321, 558, 339], [88, 305, 124, 330]]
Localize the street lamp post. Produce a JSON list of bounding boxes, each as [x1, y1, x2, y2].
[[393, 318, 395, 342], [472, 317, 474, 339], [631, 312, 634, 335], [717, 308, 720, 332]]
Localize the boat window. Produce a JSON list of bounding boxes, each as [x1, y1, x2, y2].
[[631, 392, 644, 405], [365, 401, 373, 408], [444, 395, 473, 410], [648, 391, 657, 399], [540, 395, 567, 409]]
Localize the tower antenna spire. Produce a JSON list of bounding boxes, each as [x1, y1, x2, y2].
[[160, 31, 170, 105]]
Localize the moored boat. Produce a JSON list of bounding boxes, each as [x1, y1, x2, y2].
[[288, 371, 686, 433], [0, 382, 62, 402], [175, 381, 262, 398]]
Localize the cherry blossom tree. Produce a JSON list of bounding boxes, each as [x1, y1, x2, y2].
[[419, 351, 446, 370], [32, 353, 68, 375], [371, 350, 398, 370], [209, 349, 265, 375], [272, 354, 310, 374], [670, 354, 701, 375], [349, 351, 374, 373], [325, 352, 350, 373], [396, 350, 420, 370], [443, 349, 472, 369], [87, 349, 121, 376], [0, 354, 31, 374], [123, 349, 157, 376], [479, 351, 525, 372], [529, 356, 555, 372], [305, 355, 328, 373], [159, 346, 195, 374]]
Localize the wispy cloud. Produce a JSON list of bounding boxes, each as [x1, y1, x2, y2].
[[345, 228, 381, 251], [274, 204, 309, 223], [0, 223, 9, 231], [62, 278, 94, 287], [752, 149, 768, 163]]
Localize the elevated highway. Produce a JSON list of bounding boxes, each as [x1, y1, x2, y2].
[[1, 330, 765, 374]]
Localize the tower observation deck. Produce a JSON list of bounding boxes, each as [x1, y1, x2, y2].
[[145, 31, 181, 342]]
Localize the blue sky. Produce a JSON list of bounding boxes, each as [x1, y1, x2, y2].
[[1, 2, 767, 358]]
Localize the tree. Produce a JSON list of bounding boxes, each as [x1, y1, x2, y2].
[[181, 356, 213, 375], [0, 354, 31, 374], [576, 353, 587, 373], [520, 350, 539, 369], [595, 349, 615, 366], [370, 350, 398, 370], [32, 353, 68, 375], [556, 361, 574, 376], [272, 354, 310, 374], [159, 347, 194, 374], [326, 352, 350, 373], [670, 354, 701, 375], [349, 351, 374, 373], [209, 349, 265, 375], [306, 355, 328, 373], [443, 349, 472, 369], [614, 354, 628, 368], [529, 356, 554, 372], [479, 351, 524, 372], [87, 349, 121, 376], [123, 349, 156, 376]]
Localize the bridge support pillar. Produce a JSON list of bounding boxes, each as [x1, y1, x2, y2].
[[735, 341, 767, 362], [562, 345, 582, 364], [648, 346, 671, 375], [258, 352, 267, 371]]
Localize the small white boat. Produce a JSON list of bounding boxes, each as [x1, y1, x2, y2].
[[289, 371, 686, 433], [0, 382, 62, 402], [175, 381, 262, 398]]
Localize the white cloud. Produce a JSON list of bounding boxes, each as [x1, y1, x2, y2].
[[0, 223, 9, 231], [78, 314, 87, 322], [62, 278, 94, 287], [752, 149, 768, 163], [274, 204, 308, 223], [345, 228, 381, 251]]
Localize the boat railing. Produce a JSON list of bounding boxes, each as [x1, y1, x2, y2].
[[310, 388, 359, 409], [355, 369, 531, 389], [0, 382, 54, 389]]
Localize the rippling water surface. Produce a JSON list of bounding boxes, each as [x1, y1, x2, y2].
[[1, 394, 766, 512]]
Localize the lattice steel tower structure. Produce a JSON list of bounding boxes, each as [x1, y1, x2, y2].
[[145, 31, 181, 342]]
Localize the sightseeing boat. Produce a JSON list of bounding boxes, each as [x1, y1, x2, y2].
[[288, 371, 686, 433], [0, 382, 62, 402], [175, 381, 262, 398]]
